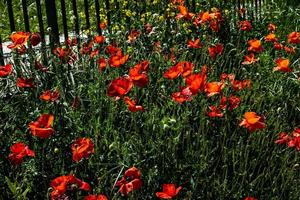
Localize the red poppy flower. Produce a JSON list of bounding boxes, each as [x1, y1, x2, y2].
[[90, 49, 99, 58], [176, 6, 194, 21], [272, 42, 282, 51], [164, 61, 194, 80], [30, 33, 41, 46], [129, 60, 150, 87], [53, 47, 76, 63], [40, 89, 59, 102], [287, 31, 300, 44], [8, 142, 35, 165], [244, 197, 257, 200], [242, 53, 259, 65], [106, 45, 122, 56], [228, 95, 241, 111], [208, 106, 224, 118], [156, 184, 182, 199], [0, 64, 12, 77], [273, 58, 292, 72], [230, 79, 251, 91], [98, 57, 107, 71], [185, 66, 207, 94], [193, 11, 211, 26], [94, 35, 105, 44], [107, 77, 133, 98], [187, 39, 202, 49], [208, 44, 224, 59], [123, 97, 144, 112], [128, 30, 141, 43], [247, 39, 263, 53], [115, 167, 143, 196], [29, 114, 55, 138], [239, 20, 252, 31], [84, 194, 108, 200], [268, 23, 276, 32], [284, 46, 296, 54], [50, 175, 90, 199], [99, 22, 107, 30], [71, 137, 94, 162], [275, 132, 291, 144], [172, 87, 193, 104], [16, 77, 34, 88], [205, 82, 224, 97], [7, 31, 30, 49], [109, 54, 129, 68], [264, 33, 277, 42], [239, 112, 266, 132]]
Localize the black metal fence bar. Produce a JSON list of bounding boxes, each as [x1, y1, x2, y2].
[[60, 0, 69, 41], [22, 0, 30, 32], [95, 0, 102, 35], [45, 0, 59, 45], [0, 35, 4, 65], [84, 0, 90, 29], [7, 0, 16, 32], [35, 0, 45, 44]]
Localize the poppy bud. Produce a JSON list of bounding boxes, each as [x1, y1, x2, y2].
[[30, 33, 41, 46]]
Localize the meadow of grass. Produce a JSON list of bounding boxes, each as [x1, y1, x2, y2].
[[0, 1, 300, 200]]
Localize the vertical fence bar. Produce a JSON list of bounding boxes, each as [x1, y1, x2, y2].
[[45, 0, 59, 45], [7, 0, 16, 32], [36, 0, 47, 64], [22, 0, 30, 32], [60, 0, 69, 41], [95, 0, 102, 35], [105, 0, 111, 32], [0, 35, 4, 65], [35, 0, 45, 43], [72, 0, 80, 37], [84, 0, 90, 29]]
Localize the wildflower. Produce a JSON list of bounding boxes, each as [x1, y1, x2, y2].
[[16, 77, 34, 88], [264, 33, 277, 42], [84, 194, 108, 200], [129, 60, 150, 88], [273, 58, 292, 72], [208, 44, 224, 59], [94, 35, 105, 44], [239, 112, 265, 132], [115, 167, 143, 196], [164, 61, 194, 79], [7, 31, 30, 49], [8, 142, 35, 165], [156, 183, 182, 199], [30, 33, 41, 46], [50, 175, 90, 199], [239, 20, 252, 31], [205, 82, 224, 97], [187, 39, 202, 49], [124, 96, 144, 112], [242, 53, 259, 65], [287, 31, 300, 44], [248, 39, 263, 53], [107, 76, 133, 99], [0, 64, 12, 77], [172, 87, 193, 104], [98, 58, 107, 71], [71, 138, 94, 162], [268, 23, 276, 32], [29, 114, 55, 138], [40, 89, 59, 102]]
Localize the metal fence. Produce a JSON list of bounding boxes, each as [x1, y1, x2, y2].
[[0, 0, 275, 65]]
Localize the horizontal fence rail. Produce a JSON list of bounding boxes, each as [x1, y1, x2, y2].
[[0, 0, 297, 64]]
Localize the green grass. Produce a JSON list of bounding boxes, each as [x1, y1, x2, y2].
[[0, 1, 300, 200]]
